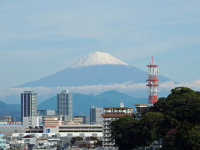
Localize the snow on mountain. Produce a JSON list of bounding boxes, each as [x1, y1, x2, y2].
[[71, 52, 128, 68], [18, 52, 171, 88]]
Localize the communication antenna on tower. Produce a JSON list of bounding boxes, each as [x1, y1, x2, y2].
[[146, 57, 159, 104]]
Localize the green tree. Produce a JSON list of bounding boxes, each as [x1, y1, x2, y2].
[[187, 125, 200, 150], [140, 112, 164, 146], [110, 115, 138, 150], [110, 87, 200, 150]]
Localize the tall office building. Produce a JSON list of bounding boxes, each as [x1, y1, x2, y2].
[[90, 106, 103, 125], [57, 90, 73, 122], [21, 91, 37, 122]]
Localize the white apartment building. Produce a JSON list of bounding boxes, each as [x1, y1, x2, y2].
[[102, 103, 133, 148]]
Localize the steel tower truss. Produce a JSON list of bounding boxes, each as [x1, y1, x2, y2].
[[146, 57, 159, 104]]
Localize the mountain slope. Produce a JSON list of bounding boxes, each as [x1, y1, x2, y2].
[[96, 90, 144, 105], [18, 52, 170, 87], [0, 101, 20, 121], [19, 65, 169, 87]]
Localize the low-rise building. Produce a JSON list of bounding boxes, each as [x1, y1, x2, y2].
[[0, 116, 13, 123], [0, 133, 6, 150], [43, 116, 62, 133], [0, 124, 24, 136], [23, 116, 39, 128], [73, 116, 89, 124], [38, 110, 56, 126], [135, 104, 148, 113], [6, 116, 103, 148]]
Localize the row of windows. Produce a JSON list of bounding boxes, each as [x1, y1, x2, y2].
[[59, 131, 102, 132], [60, 127, 102, 129]]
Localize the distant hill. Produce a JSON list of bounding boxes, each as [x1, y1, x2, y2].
[[0, 101, 20, 121], [38, 90, 147, 116]]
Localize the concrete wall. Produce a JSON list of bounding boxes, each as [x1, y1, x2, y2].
[[0, 125, 25, 136]]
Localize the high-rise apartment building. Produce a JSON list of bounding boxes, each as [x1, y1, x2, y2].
[[57, 90, 73, 122], [102, 103, 133, 148], [21, 91, 37, 122], [90, 106, 103, 125]]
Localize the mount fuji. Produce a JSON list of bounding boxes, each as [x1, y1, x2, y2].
[[18, 52, 170, 88]]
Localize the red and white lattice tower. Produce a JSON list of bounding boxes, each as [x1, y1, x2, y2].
[[146, 57, 159, 104]]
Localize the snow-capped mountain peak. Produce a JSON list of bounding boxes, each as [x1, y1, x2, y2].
[[71, 52, 128, 68]]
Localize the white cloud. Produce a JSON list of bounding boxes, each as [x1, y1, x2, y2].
[[160, 80, 200, 91], [0, 80, 200, 100]]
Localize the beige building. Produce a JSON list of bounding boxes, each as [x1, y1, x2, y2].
[[43, 116, 62, 133]]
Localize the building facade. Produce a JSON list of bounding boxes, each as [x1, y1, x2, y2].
[[21, 91, 37, 122], [73, 116, 89, 124], [90, 106, 103, 125], [38, 110, 56, 126], [135, 104, 148, 113], [57, 90, 73, 122], [12, 124, 103, 139], [102, 103, 133, 148], [0, 116, 13, 123], [0, 134, 6, 149], [43, 116, 63, 133], [23, 116, 39, 128]]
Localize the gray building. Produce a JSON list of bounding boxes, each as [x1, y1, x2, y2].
[[38, 110, 56, 126], [0, 125, 24, 136], [38, 110, 56, 116], [73, 116, 89, 124], [90, 106, 103, 125], [57, 90, 73, 122], [21, 91, 37, 122]]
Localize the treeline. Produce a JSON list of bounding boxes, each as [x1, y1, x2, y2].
[[110, 87, 200, 150]]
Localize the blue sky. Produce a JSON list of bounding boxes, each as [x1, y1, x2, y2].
[[0, 0, 200, 88]]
